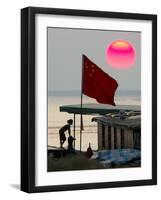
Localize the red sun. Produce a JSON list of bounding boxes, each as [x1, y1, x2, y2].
[[106, 40, 136, 69]]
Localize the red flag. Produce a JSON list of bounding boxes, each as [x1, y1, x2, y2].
[[82, 55, 118, 106]]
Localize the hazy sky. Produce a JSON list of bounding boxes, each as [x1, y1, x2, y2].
[[48, 27, 141, 93]]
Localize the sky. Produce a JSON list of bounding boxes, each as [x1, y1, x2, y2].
[[48, 27, 141, 93]]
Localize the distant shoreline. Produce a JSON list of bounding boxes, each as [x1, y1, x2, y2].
[[48, 90, 141, 97]]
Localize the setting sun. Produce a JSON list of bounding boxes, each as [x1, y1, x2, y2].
[[106, 40, 136, 69]]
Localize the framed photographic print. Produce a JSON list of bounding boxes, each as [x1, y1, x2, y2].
[[21, 7, 157, 193]]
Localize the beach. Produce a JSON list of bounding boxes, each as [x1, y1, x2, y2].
[[48, 91, 140, 151]]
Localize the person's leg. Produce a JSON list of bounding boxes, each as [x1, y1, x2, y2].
[[61, 139, 65, 147], [60, 140, 63, 148], [59, 132, 62, 148], [59, 132, 64, 148]]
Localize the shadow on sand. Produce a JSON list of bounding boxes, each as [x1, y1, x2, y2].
[[9, 184, 20, 191]]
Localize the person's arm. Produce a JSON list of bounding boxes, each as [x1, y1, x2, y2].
[[68, 125, 71, 136]]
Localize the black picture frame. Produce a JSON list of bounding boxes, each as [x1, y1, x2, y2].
[[21, 6, 157, 193]]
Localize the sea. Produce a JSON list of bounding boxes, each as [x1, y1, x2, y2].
[[48, 90, 141, 151]]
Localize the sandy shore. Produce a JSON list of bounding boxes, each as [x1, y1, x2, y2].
[[48, 151, 141, 172]]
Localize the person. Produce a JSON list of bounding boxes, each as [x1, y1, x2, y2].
[[67, 133, 76, 154], [86, 143, 93, 159], [59, 119, 73, 148]]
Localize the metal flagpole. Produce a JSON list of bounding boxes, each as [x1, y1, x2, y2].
[[80, 54, 84, 152], [80, 92, 83, 152], [73, 113, 76, 149]]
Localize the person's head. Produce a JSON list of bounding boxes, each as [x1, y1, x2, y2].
[[67, 119, 73, 125]]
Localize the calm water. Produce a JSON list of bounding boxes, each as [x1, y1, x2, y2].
[[48, 91, 140, 151]]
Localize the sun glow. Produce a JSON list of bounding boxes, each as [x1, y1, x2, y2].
[[106, 40, 136, 69]]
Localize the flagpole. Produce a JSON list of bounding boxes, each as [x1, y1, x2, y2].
[[80, 90, 83, 152], [80, 54, 84, 152]]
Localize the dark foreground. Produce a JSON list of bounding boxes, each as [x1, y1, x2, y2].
[[47, 151, 141, 172]]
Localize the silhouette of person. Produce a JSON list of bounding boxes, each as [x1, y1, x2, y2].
[[86, 143, 93, 159], [67, 133, 76, 154], [59, 119, 73, 148]]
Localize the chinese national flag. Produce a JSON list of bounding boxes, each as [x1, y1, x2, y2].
[[82, 55, 118, 106]]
